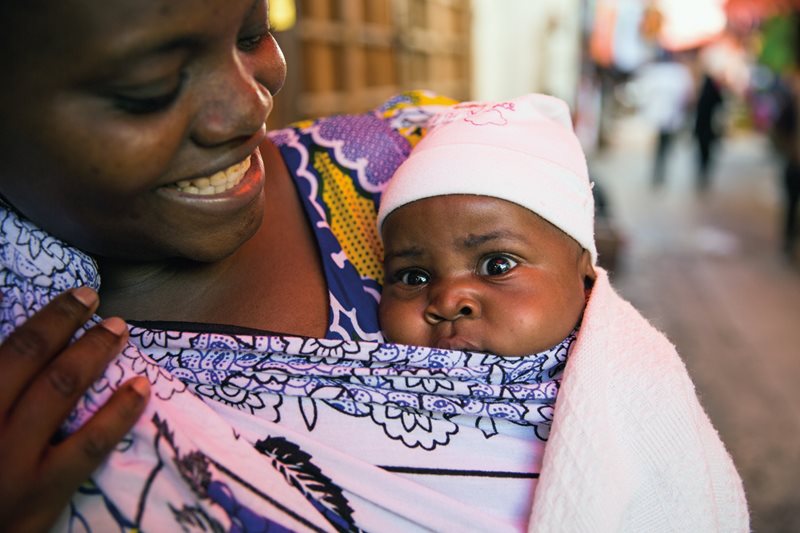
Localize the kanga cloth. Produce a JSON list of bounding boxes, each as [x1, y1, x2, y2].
[[0, 198, 567, 531], [0, 92, 557, 531]]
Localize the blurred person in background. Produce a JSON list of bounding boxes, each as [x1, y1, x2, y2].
[[693, 70, 726, 190], [770, 66, 800, 258], [632, 49, 695, 187]]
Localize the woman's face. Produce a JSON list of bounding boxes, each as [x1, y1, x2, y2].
[[0, 0, 286, 261]]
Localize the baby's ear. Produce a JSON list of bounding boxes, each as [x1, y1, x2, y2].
[[579, 249, 597, 289]]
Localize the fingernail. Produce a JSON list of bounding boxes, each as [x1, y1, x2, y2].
[[130, 377, 151, 399], [99, 316, 128, 337], [72, 286, 98, 309]]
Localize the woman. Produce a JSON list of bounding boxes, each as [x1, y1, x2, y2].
[[1, 0, 748, 531], [0, 0, 507, 529]]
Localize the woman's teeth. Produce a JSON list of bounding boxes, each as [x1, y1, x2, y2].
[[172, 157, 251, 195]]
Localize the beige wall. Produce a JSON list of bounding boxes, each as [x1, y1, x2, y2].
[[470, 0, 583, 106]]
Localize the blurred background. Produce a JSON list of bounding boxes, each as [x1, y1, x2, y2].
[[268, 1, 800, 530]]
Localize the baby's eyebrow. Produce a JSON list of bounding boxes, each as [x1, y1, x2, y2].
[[383, 246, 424, 262], [461, 230, 524, 248]]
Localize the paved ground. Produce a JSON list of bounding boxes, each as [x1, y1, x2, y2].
[[589, 115, 800, 533]]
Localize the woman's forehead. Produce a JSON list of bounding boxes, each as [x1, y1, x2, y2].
[[3, 0, 259, 70]]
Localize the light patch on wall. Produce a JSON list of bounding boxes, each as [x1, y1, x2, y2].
[[657, 0, 726, 50], [270, 0, 296, 32]]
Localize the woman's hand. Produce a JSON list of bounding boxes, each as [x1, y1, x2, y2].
[[0, 287, 150, 531]]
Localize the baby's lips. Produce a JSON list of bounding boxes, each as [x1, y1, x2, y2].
[[435, 336, 482, 352]]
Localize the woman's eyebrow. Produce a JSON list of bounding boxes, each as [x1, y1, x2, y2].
[[84, 35, 199, 83], [245, 0, 262, 18], [242, 0, 269, 30], [111, 35, 200, 62]]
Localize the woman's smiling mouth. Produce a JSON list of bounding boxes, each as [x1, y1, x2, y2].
[[154, 149, 266, 218], [168, 156, 252, 196]]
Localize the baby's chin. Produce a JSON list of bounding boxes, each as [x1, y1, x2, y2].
[[384, 332, 560, 357], [412, 336, 514, 356], [441, 338, 566, 358]]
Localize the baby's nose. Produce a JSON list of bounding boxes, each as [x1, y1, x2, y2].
[[424, 283, 481, 324]]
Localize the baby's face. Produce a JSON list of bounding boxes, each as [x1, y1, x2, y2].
[[380, 195, 595, 356], [0, 0, 285, 262]]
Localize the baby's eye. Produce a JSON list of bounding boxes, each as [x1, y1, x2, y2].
[[478, 254, 518, 276], [396, 268, 431, 286]]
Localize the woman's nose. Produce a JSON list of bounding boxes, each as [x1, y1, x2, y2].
[[424, 281, 481, 325], [250, 35, 287, 98], [191, 57, 279, 147]]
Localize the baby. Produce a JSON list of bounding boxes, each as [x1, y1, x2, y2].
[[374, 96, 747, 530], [378, 94, 597, 357]]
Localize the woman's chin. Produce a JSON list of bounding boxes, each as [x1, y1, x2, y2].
[[91, 197, 265, 265], [175, 207, 265, 263]]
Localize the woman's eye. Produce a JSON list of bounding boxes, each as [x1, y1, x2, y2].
[[111, 75, 185, 115], [114, 91, 179, 114], [478, 254, 518, 276], [237, 27, 271, 52], [397, 269, 430, 286]]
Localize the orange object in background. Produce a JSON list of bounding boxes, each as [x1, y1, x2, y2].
[[640, 3, 664, 41], [590, 0, 618, 68]]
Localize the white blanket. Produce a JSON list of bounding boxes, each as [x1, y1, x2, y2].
[[531, 269, 749, 532]]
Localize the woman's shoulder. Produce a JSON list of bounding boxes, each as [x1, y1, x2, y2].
[[270, 91, 456, 199], [268, 90, 458, 164]]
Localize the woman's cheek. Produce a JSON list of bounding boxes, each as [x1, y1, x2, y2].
[[56, 97, 191, 193]]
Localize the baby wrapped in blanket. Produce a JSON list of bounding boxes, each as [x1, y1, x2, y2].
[[377, 93, 749, 531]]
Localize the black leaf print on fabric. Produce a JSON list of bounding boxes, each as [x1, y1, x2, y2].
[[169, 504, 226, 533], [255, 436, 357, 532], [176, 451, 213, 498], [299, 396, 319, 430]]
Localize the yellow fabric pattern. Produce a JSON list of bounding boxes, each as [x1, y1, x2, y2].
[[309, 91, 459, 288], [316, 151, 385, 284]]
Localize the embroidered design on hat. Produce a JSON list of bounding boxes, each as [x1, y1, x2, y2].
[[465, 104, 511, 127]]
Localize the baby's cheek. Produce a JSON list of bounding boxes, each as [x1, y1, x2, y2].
[[379, 300, 422, 345], [500, 307, 562, 355], [377, 300, 397, 341]]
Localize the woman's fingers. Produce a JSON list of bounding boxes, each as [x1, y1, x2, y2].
[[0, 289, 151, 531], [53, 376, 150, 475], [1, 377, 150, 532], [5, 316, 131, 458], [0, 287, 99, 412], [33, 377, 151, 530]]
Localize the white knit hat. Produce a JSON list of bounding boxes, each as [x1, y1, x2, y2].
[[377, 93, 596, 263]]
